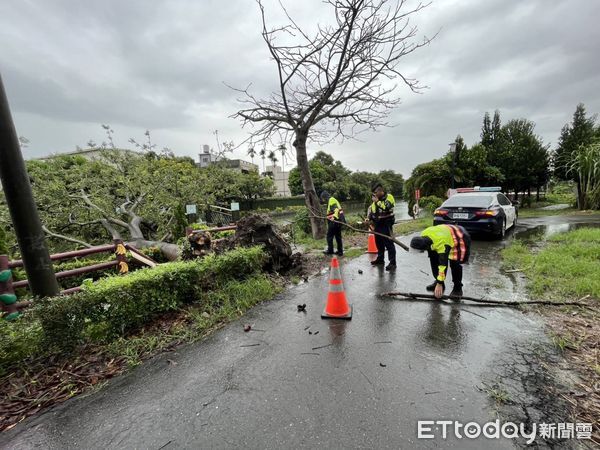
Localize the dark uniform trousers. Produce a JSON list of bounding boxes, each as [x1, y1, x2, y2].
[[374, 217, 396, 264]]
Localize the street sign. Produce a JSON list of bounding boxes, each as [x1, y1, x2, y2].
[[185, 204, 197, 215], [415, 189, 421, 200], [230, 202, 240, 211]]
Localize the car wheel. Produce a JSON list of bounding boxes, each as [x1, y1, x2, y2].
[[496, 218, 506, 239]]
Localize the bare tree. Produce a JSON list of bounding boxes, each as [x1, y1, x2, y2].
[[232, 0, 433, 237]]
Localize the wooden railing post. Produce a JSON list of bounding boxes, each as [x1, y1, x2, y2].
[[114, 239, 129, 275], [0, 255, 20, 320]]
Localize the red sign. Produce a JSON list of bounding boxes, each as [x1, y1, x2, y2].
[[415, 189, 421, 200]]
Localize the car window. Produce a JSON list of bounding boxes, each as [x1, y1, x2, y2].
[[498, 194, 511, 206], [443, 195, 493, 208]]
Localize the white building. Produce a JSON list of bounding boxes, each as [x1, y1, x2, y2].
[[265, 165, 290, 197], [197, 145, 213, 168]]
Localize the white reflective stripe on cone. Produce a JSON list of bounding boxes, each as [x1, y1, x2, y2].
[[329, 281, 345, 292], [329, 265, 342, 281]]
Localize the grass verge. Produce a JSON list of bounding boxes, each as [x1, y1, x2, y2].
[[394, 217, 431, 236], [517, 208, 584, 218], [1, 275, 282, 432], [501, 227, 599, 438], [501, 227, 600, 299]]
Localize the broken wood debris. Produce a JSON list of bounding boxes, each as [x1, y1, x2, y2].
[[381, 291, 595, 308], [312, 344, 332, 351]]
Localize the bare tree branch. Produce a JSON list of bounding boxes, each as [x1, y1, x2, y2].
[[42, 225, 93, 248], [232, 0, 433, 238]]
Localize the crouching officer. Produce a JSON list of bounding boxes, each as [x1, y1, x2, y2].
[[410, 224, 471, 299], [320, 191, 345, 256], [368, 183, 396, 271]]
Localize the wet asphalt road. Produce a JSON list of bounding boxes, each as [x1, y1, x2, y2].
[[2, 215, 598, 449]]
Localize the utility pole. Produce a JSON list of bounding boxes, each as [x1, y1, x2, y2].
[[0, 74, 59, 297]]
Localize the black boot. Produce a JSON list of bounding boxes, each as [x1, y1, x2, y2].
[[371, 259, 385, 266], [385, 262, 397, 271], [425, 281, 437, 292], [449, 285, 463, 300], [323, 250, 334, 255]]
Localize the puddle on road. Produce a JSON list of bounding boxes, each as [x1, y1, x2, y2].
[[463, 220, 600, 303], [514, 221, 600, 243]]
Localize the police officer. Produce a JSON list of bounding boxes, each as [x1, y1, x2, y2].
[[409, 224, 471, 299], [320, 191, 345, 256], [368, 183, 396, 271]]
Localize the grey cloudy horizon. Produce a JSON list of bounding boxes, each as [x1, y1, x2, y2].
[[1, 0, 599, 177]]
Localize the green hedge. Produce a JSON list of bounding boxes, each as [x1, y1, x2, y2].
[[35, 246, 267, 350], [0, 315, 44, 376], [240, 196, 306, 211], [419, 195, 444, 213]]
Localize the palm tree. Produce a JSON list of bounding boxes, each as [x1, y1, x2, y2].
[[259, 148, 267, 174], [247, 146, 256, 165], [278, 144, 286, 169], [268, 150, 278, 170], [278, 144, 287, 195], [567, 142, 600, 209]]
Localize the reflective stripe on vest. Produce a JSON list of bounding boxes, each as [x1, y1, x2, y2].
[[446, 225, 466, 263]]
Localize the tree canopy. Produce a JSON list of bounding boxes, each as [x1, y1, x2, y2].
[[287, 151, 403, 202], [554, 103, 600, 208], [1, 150, 274, 254]]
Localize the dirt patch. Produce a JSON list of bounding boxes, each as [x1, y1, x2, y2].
[[483, 305, 600, 448], [542, 307, 600, 443], [484, 341, 580, 448]]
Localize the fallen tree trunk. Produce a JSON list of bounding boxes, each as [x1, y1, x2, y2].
[[309, 215, 410, 251], [381, 291, 595, 308], [129, 239, 179, 261]]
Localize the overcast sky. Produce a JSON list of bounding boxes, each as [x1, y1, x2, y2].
[[1, 0, 599, 177]]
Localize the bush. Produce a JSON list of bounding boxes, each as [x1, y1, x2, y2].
[[137, 246, 170, 264], [293, 207, 312, 235], [0, 225, 8, 255], [36, 247, 267, 350], [419, 195, 444, 213], [0, 315, 44, 376]]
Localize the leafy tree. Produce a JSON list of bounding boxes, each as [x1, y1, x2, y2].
[[554, 103, 597, 208], [566, 140, 600, 209], [287, 151, 395, 203], [377, 170, 404, 197], [233, 0, 432, 238], [237, 171, 275, 200], [481, 112, 493, 149], [457, 143, 504, 188], [496, 119, 549, 200], [1, 150, 275, 256]]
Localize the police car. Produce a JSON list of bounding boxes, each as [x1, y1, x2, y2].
[[432, 187, 518, 238]]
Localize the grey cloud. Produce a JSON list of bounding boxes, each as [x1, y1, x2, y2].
[[1, 0, 599, 176]]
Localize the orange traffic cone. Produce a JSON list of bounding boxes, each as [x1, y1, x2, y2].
[[322, 257, 352, 320], [366, 233, 378, 254]]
